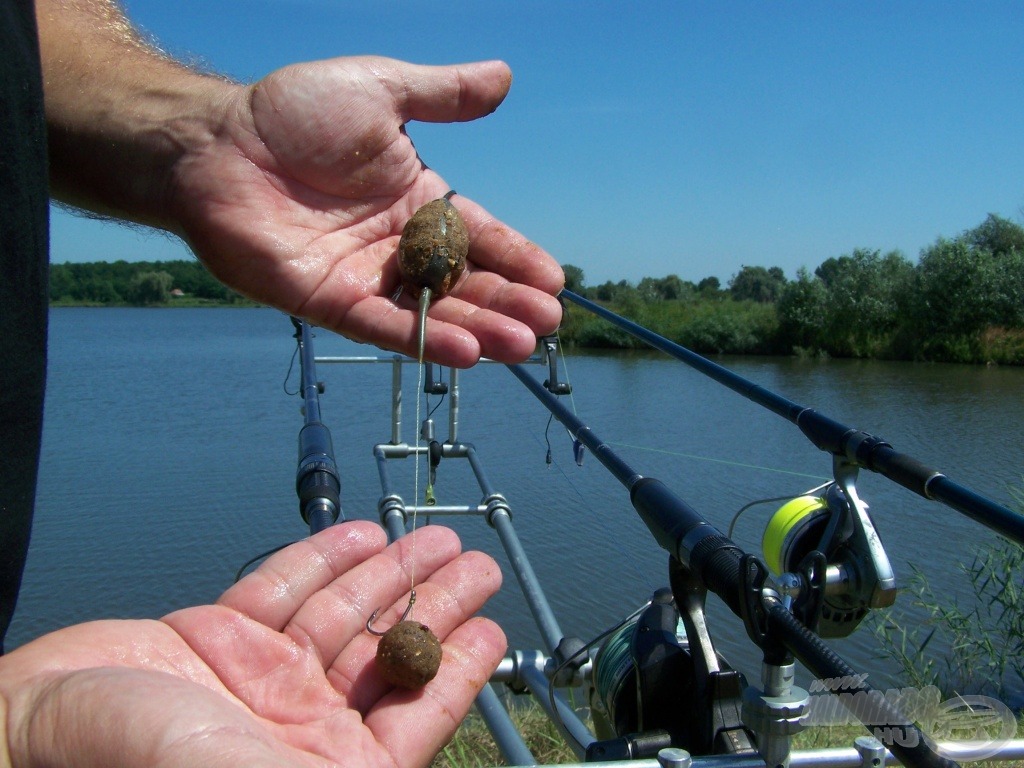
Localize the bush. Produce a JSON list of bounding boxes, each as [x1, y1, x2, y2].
[[979, 328, 1024, 366], [127, 270, 173, 306], [872, 500, 1024, 704]]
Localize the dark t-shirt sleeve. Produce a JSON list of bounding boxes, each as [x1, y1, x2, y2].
[[0, 0, 50, 652]]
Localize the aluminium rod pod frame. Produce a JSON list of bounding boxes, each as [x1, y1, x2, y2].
[[356, 352, 577, 661]]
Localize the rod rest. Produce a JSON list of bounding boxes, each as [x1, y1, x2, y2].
[[540, 335, 572, 395], [492, 649, 592, 690]]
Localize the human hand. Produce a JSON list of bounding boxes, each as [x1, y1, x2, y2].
[[168, 57, 564, 366], [0, 523, 505, 768]]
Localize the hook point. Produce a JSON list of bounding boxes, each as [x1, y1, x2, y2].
[[366, 590, 417, 636]]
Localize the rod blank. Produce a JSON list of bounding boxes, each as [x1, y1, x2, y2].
[[560, 290, 1024, 545]]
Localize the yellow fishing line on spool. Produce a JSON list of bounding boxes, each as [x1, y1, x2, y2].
[[762, 495, 829, 575]]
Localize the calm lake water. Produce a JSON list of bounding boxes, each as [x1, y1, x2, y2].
[[9, 307, 1023, 696]]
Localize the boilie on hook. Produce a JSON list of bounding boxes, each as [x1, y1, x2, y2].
[[367, 593, 442, 690], [375, 621, 442, 689]]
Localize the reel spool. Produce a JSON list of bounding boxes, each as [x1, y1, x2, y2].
[[761, 487, 891, 638], [589, 588, 751, 756], [761, 495, 831, 577], [591, 589, 690, 743]]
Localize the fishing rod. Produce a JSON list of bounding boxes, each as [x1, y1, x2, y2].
[[560, 289, 1024, 546], [507, 362, 957, 768], [291, 317, 342, 534]]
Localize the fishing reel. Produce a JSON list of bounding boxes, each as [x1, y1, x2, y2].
[[761, 460, 897, 637], [588, 564, 757, 760]]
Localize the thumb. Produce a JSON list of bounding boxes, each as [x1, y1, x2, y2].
[[387, 59, 513, 124]]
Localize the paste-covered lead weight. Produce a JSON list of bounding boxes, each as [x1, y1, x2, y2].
[[398, 196, 468, 300]]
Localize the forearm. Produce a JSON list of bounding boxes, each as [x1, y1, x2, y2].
[[35, 0, 238, 230]]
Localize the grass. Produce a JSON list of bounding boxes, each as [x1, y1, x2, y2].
[[432, 696, 578, 768]]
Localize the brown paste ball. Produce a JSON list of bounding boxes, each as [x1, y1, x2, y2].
[[375, 620, 442, 689], [398, 198, 468, 300]]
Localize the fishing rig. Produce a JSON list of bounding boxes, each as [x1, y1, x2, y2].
[[286, 294, 1024, 768]]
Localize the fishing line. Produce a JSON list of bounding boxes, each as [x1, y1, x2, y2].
[[409, 328, 426, 619], [544, 411, 575, 465], [234, 541, 294, 583], [555, 329, 579, 417], [427, 390, 446, 420], [540, 337, 826, 482], [282, 338, 300, 395], [726, 481, 832, 539], [606, 440, 829, 481], [526, 420, 656, 595]]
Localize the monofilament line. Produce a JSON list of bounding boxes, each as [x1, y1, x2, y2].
[[409, 287, 433, 618]]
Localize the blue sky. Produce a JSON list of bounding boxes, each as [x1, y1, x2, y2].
[[51, 0, 1024, 287]]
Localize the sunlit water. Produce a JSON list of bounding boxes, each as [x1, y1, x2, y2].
[[10, 308, 1023, 699]]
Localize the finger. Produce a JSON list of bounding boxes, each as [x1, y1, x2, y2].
[[363, 617, 507, 766], [445, 270, 564, 338], [383, 59, 513, 124], [425, 293, 546, 363], [217, 521, 387, 631], [320, 294, 482, 368], [344, 289, 552, 365], [453, 195, 565, 295], [332, 292, 549, 367], [282, 526, 465, 671], [331, 268, 558, 366], [327, 548, 503, 712]]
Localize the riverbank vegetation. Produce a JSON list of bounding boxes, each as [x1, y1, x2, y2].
[[560, 213, 1024, 365], [872, 485, 1024, 707], [49, 259, 254, 307], [50, 213, 1024, 364]]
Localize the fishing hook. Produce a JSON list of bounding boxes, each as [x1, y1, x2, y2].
[[366, 589, 417, 636]]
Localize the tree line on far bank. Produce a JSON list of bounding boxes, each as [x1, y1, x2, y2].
[[49, 213, 1024, 364], [559, 213, 1024, 365], [49, 259, 247, 306]]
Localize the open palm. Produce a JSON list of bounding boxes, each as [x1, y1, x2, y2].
[[169, 57, 563, 367], [0, 523, 505, 767]]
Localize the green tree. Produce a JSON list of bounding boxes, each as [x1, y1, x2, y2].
[[776, 267, 828, 352], [728, 265, 787, 303], [83, 277, 120, 304], [813, 248, 912, 356], [562, 263, 586, 295], [128, 270, 173, 306], [636, 274, 691, 302], [658, 274, 692, 301], [594, 279, 637, 304], [49, 264, 77, 302], [911, 241, 1002, 334], [161, 259, 233, 300], [696, 276, 722, 299], [963, 213, 1024, 257]]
